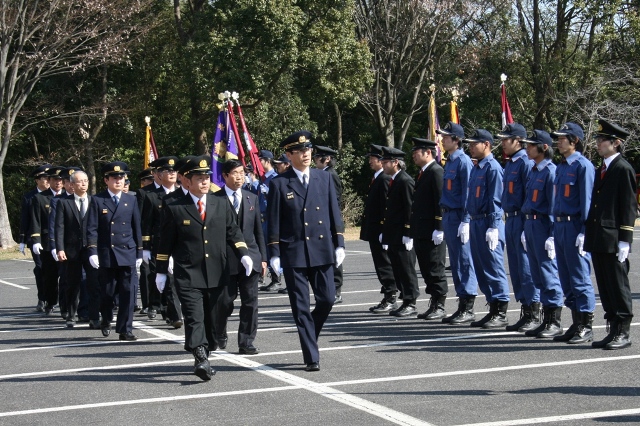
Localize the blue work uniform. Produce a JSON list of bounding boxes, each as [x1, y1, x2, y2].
[[521, 159, 563, 308], [440, 149, 478, 297], [502, 149, 537, 305], [553, 152, 595, 313], [466, 154, 509, 302]]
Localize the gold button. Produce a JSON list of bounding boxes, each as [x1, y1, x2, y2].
[[204, 240, 208, 244], [306, 237, 309, 240], [205, 254, 209, 258], [319, 221, 322, 224], [111, 222, 114, 225], [304, 208, 307, 211], [123, 222, 126, 225], [316, 207, 320, 210], [305, 222, 308, 226], [111, 245, 114, 248], [319, 235, 324, 239], [111, 233, 114, 236], [204, 226, 207, 230]]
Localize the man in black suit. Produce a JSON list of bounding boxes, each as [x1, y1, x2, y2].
[[86, 161, 143, 341], [379, 146, 420, 317], [410, 138, 447, 320], [585, 119, 636, 350], [267, 131, 345, 372], [313, 145, 345, 304], [361, 145, 397, 313], [134, 167, 155, 314], [55, 170, 100, 328], [155, 155, 252, 381], [19, 164, 52, 311], [213, 160, 267, 355]]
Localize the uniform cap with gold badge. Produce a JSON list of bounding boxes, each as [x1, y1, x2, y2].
[[137, 167, 154, 180], [151, 156, 179, 171], [182, 155, 213, 176], [102, 161, 129, 177], [366, 144, 384, 158], [62, 166, 83, 180], [46, 165, 67, 179], [30, 164, 53, 179], [411, 138, 437, 151], [176, 155, 197, 175], [380, 146, 406, 160], [594, 119, 630, 141], [313, 145, 338, 158], [280, 131, 313, 152]]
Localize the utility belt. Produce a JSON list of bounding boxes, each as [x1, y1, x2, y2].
[[504, 211, 521, 218], [441, 206, 462, 214], [555, 215, 581, 222]]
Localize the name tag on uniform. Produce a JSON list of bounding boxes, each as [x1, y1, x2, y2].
[[286, 192, 294, 200], [183, 220, 191, 225], [102, 209, 108, 214]]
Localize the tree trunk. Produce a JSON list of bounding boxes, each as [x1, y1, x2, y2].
[[0, 119, 16, 247], [333, 103, 343, 150]]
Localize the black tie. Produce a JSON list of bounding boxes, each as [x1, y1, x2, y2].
[[113, 195, 119, 206], [79, 198, 86, 217], [302, 174, 308, 189]]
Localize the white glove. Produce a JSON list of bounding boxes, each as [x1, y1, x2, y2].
[[270, 256, 281, 277], [89, 255, 100, 269], [486, 228, 499, 251], [379, 233, 383, 244], [240, 255, 253, 276], [402, 236, 414, 251], [156, 273, 167, 292], [260, 184, 269, 194], [32, 243, 42, 255], [618, 241, 630, 263], [335, 247, 345, 267], [545, 237, 556, 260], [457, 222, 469, 244], [382, 244, 389, 250], [168, 256, 174, 274], [143, 250, 151, 264], [135, 258, 143, 269], [244, 176, 251, 185], [520, 231, 527, 252], [51, 249, 59, 262], [431, 230, 444, 246], [19, 243, 25, 255], [575, 233, 586, 257]]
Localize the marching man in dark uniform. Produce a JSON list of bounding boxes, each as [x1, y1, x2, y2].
[[86, 162, 143, 341], [360, 145, 397, 314], [585, 119, 636, 350], [266, 131, 345, 372], [410, 138, 447, 320], [155, 156, 252, 381], [379, 146, 420, 317]]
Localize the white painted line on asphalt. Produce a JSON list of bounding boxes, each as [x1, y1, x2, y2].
[[0, 337, 164, 353], [0, 326, 67, 333], [455, 407, 640, 426], [0, 279, 29, 290]]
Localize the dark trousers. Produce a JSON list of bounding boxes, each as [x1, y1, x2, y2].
[[139, 260, 150, 308], [176, 285, 224, 352], [334, 264, 343, 296], [414, 238, 447, 297], [283, 264, 334, 364], [163, 274, 181, 321], [66, 255, 100, 321], [368, 240, 396, 295], [213, 271, 260, 348], [40, 251, 59, 307], [592, 252, 633, 321], [387, 244, 420, 301], [58, 262, 67, 314], [98, 266, 135, 334], [147, 259, 161, 310], [31, 250, 44, 301]]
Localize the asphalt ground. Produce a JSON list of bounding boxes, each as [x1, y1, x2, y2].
[[1, 239, 640, 426]]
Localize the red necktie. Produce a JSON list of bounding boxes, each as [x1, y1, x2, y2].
[[601, 163, 606, 179], [417, 170, 423, 181], [197, 200, 205, 221], [389, 178, 394, 188]]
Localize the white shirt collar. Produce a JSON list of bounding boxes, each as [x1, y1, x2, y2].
[[391, 170, 401, 180], [604, 153, 620, 168], [422, 160, 435, 171], [373, 169, 383, 179], [107, 189, 121, 199], [189, 192, 206, 207], [162, 185, 175, 194], [293, 167, 310, 184]]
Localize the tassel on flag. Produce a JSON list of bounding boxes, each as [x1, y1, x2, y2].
[[235, 97, 266, 181], [144, 116, 159, 169], [501, 74, 514, 127], [428, 84, 444, 164]]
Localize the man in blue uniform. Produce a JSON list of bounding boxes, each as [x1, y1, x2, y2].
[[585, 119, 636, 350], [463, 129, 510, 329], [86, 161, 143, 341], [496, 124, 538, 332], [266, 131, 345, 372], [437, 122, 478, 324], [551, 122, 596, 344], [520, 130, 565, 338]]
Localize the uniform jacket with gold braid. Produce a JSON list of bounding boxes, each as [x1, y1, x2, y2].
[[155, 192, 248, 289], [381, 169, 414, 245], [29, 188, 55, 251], [410, 161, 444, 239], [584, 154, 637, 253], [359, 171, 390, 242], [266, 167, 344, 268]]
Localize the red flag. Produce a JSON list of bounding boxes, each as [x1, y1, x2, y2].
[[144, 122, 159, 169], [501, 83, 513, 127], [226, 101, 247, 166], [235, 102, 266, 181]]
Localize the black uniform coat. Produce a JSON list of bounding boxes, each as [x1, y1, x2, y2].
[[19, 188, 39, 245], [324, 165, 343, 204], [86, 191, 142, 267], [266, 168, 345, 268], [140, 186, 168, 252], [584, 155, 637, 253], [410, 162, 444, 238], [55, 195, 92, 261], [29, 189, 55, 251], [381, 170, 415, 245], [214, 188, 267, 275], [359, 171, 391, 241], [155, 193, 248, 289]]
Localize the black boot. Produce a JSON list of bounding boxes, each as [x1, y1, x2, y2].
[[592, 319, 618, 348], [193, 346, 214, 381], [390, 300, 417, 317], [536, 306, 563, 338], [470, 301, 495, 327], [520, 302, 542, 332], [506, 304, 530, 331], [442, 298, 462, 323], [370, 294, 398, 314], [449, 297, 476, 324], [482, 301, 509, 329], [553, 309, 578, 342], [605, 318, 632, 350], [567, 311, 594, 344], [418, 295, 446, 320]]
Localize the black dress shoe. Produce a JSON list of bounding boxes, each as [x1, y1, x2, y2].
[[259, 282, 282, 292], [66, 319, 75, 328], [171, 319, 183, 329], [305, 362, 320, 372], [147, 309, 157, 319], [278, 287, 288, 294], [119, 332, 138, 341], [100, 322, 111, 337], [133, 305, 141, 312], [89, 320, 101, 330], [193, 346, 215, 381], [239, 345, 260, 355], [139, 307, 148, 315], [334, 295, 343, 304], [216, 335, 228, 350]]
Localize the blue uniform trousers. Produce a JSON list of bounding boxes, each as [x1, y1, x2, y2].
[[554, 221, 595, 312], [98, 265, 135, 334], [505, 215, 537, 304], [523, 217, 563, 307], [443, 210, 477, 297], [469, 218, 510, 302]]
